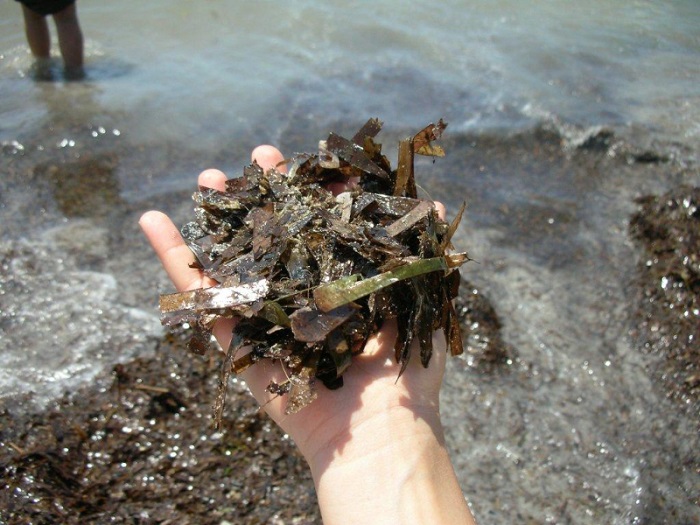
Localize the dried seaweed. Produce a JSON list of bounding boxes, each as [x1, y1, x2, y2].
[[159, 119, 470, 418]]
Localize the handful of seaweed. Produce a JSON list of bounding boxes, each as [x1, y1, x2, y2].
[[160, 118, 469, 418]]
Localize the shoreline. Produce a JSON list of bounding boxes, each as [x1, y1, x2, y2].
[[1, 124, 698, 523]]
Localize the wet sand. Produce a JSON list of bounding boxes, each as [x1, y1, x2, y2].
[[0, 331, 320, 524]]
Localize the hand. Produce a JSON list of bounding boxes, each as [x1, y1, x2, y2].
[[139, 145, 476, 525]]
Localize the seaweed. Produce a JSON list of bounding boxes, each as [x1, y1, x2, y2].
[[159, 119, 470, 418]]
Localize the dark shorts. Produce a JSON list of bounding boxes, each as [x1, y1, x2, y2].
[[15, 0, 76, 16]]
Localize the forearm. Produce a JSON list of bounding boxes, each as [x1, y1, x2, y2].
[[308, 408, 476, 525]]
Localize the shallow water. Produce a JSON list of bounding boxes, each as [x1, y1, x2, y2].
[[1, 1, 699, 523]]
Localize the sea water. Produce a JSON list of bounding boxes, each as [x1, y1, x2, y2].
[[0, 1, 699, 523], [2, 1, 698, 148]]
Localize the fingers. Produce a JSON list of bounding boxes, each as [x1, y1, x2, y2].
[[434, 201, 446, 221], [198, 168, 227, 191], [252, 145, 286, 173], [326, 177, 358, 196], [140, 168, 227, 295], [139, 210, 214, 292]]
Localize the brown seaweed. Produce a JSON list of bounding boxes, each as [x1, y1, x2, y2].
[[160, 119, 470, 419]]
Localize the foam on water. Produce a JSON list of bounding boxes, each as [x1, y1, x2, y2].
[[0, 221, 163, 410]]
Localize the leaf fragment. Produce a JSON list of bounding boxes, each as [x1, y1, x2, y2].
[[413, 119, 448, 156], [290, 304, 358, 343], [313, 255, 467, 313], [159, 279, 269, 316]]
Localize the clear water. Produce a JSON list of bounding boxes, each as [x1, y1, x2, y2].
[[1, 1, 699, 523]]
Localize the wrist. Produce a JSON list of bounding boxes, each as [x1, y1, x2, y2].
[[305, 403, 442, 474], [307, 406, 475, 525]]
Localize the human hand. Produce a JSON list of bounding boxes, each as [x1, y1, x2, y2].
[[139, 145, 475, 525]]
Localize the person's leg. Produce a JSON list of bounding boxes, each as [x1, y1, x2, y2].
[[52, 2, 83, 74], [21, 5, 51, 59]]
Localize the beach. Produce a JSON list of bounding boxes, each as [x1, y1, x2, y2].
[[1, 1, 699, 523]]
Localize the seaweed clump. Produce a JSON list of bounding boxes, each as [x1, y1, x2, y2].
[[629, 185, 700, 412], [159, 119, 469, 418]]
